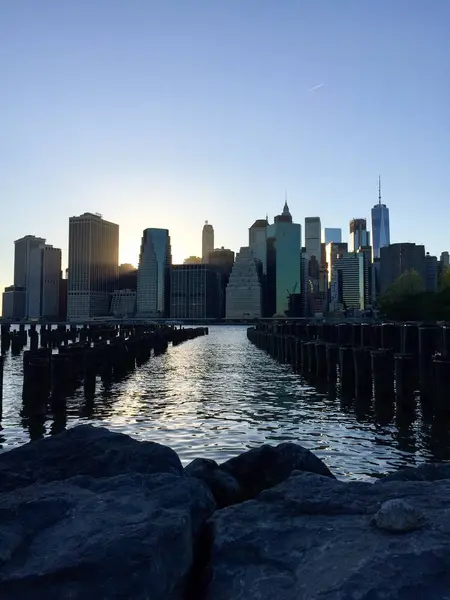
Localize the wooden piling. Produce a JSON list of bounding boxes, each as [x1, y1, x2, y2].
[[353, 347, 372, 400]]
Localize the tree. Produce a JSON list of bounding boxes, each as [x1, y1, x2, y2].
[[378, 270, 425, 320], [383, 269, 424, 300], [439, 266, 450, 291]]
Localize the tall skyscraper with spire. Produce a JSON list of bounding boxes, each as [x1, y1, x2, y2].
[[371, 176, 390, 260], [266, 199, 301, 316], [202, 221, 214, 263]]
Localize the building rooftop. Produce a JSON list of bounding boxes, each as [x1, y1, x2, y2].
[[250, 219, 268, 229]]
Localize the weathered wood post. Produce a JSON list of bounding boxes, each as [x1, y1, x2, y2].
[[353, 347, 372, 400]]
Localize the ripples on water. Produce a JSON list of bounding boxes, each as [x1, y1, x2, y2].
[[2, 325, 450, 480]]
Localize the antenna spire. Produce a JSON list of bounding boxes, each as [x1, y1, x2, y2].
[[378, 175, 382, 205]]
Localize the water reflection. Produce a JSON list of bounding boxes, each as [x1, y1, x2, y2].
[[1, 325, 449, 480]]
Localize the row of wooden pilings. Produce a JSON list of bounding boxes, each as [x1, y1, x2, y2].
[[0, 325, 208, 417], [247, 321, 450, 414]]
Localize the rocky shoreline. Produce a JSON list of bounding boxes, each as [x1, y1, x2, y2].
[[0, 426, 449, 599]]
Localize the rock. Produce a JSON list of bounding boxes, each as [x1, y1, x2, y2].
[[185, 458, 243, 508], [373, 498, 424, 533], [0, 425, 182, 492], [0, 472, 215, 599], [220, 442, 335, 500], [206, 471, 450, 599], [379, 462, 450, 483]]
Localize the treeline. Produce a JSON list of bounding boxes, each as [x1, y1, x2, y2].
[[378, 268, 450, 321]]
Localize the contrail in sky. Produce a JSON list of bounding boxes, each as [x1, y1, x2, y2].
[[308, 83, 324, 92]]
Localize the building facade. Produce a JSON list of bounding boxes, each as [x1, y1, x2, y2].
[[137, 228, 171, 317], [13, 234, 46, 319], [226, 247, 262, 319], [349, 219, 370, 252], [330, 251, 369, 312], [379, 243, 426, 294], [171, 264, 221, 319], [67, 212, 119, 321], [110, 289, 136, 317], [305, 217, 322, 264], [28, 244, 61, 319], [325, 242, 348, 285], [322, 228, 342, 244], [249, 219, 268, 274], [2, 286, 26, 320], [425, 253, 438, 292], [202, 221, 214, 263], [371, 178, 390, 260], [266, 202, 301, 316]]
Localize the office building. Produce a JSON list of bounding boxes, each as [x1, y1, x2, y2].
[[110, 289, 136, 318], [379, 243, 426, 294], [322, 228, 342, 244], [330, 250, 369, 312], [325, 242, 348, 284], [226, 247, 262, 319], [209, 247, 235, 317], [119, 264, 138, 290], [68, 212, 119, 321], [305, 217, 322, 263], [28, 244, 61, 319], [202, 221, 214, 263], [440, 251, 449, 268], [2, 286, 26, 320], [349, 219, 370, 252], [137, 228, 171, 317], [266, 202, 301, 316], [425, 253, 438, 292], [59, 277, 68, 321], [371, 177, 390, 260], [13, 234, 46, 319], [249, 219, 268, 273], [171, 264, 221, 319]]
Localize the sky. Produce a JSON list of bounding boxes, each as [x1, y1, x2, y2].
[[1, 0, 450, 294]]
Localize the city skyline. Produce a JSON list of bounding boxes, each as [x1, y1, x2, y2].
[[2, 1, 450, 295]]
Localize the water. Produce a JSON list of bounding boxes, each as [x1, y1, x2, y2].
[[2, 325, 449, 480]]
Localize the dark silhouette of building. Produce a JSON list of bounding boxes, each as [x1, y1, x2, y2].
[[380, 243, 426, 293], [2, 286, 26, 320], [425, 253, 438, 292], [59, 277, 67, 321], [170, 264, 221, 319], [119, 263, 138, 290], [208, 247, 235, 317]]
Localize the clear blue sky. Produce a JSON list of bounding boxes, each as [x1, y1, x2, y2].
[[1, 0, 450, 294]]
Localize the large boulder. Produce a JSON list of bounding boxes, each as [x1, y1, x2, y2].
[[206, 471, 450, 599], [220, 443, 335, 500], [0, 425, 182, 492], [0, 472, 215, 599], [185, 458, 242, 508]]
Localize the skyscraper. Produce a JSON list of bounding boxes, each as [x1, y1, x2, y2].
[[371, 177, 390, 259], [322, 228, 342, 244], [68, 212, 119, 321], [266, 201, 301, 316], [202, 221, 214, 263], [28, 244, 61, 319], [137, 228, 171, 317], [379, 243, 425, 294], [305, 217, 321, 263], [249, 219, 268, 273], [226, 247, 262, 319], [14, 234, 46, 318], [330, 250, 369, 312], [171, 264, 221, 319], [349, 219, 371, 252]]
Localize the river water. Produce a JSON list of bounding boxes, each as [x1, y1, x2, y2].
[[1, 325, 449, 480]]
